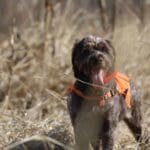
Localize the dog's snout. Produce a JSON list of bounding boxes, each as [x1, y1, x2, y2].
[[88, 53, 103, 67], [97, 53, 103, 60], [94, 52, 104, 63]]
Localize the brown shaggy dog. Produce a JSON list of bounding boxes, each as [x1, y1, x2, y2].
[[67, 36, 142, 150]]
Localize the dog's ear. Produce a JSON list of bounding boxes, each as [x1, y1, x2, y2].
[[104, 39, 116, 73], [71, 39, 82, 78]]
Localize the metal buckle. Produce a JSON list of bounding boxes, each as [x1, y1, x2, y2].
[[110, 90, 115, 96]]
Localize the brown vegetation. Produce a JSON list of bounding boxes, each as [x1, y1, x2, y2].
[[0, 0, 150, 149]]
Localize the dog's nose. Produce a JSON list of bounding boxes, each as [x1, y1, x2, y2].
[[97, 51, 103, 56]]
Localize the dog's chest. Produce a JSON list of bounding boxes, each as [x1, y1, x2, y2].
[[74, 95, 120, 141], [74, 99, 104, 138]]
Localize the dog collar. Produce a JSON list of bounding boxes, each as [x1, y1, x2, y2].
[[68, 80, 117, 107], [69, 72, 131, 108]]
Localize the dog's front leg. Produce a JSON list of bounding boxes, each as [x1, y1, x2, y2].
[[101, 96, 120, 150], [101, 118, 116, 150]]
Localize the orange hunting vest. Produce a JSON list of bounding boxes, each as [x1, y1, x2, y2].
[[104, 72, 131, 108]]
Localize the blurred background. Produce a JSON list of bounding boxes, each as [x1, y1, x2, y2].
[[0, 0, 150, 149], [0, 0, 149, 41]]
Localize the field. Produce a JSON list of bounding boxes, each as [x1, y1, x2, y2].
[[0, 1, 150, 150]]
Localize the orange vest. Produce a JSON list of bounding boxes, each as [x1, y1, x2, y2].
[[104, 72, 131, 108]]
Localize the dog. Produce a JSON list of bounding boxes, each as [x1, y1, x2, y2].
[[67, 36, 142, 150]]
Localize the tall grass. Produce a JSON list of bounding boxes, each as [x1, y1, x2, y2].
[[0, 0, 150, 149]]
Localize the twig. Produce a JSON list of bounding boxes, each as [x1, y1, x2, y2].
[[5, 135, 73, 150]]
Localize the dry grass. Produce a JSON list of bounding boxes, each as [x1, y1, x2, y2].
[[0, 1, 150, 149]]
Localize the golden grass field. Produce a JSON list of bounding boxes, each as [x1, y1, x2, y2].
[[0, 2, 150, 149]]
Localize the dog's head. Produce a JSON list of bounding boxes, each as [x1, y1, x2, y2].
[[72, 35, 115, 85]]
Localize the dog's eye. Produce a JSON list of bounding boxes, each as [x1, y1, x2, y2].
[[97, 42, 108, 53]]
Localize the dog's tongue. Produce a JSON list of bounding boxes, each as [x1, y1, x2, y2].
[[93, 70, 105, 85], [99, 70, 105, 84]]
